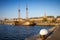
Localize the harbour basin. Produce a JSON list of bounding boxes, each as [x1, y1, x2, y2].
[[0, 24, 53, 40]]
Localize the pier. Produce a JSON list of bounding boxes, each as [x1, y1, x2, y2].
[[25, 25, 60, 40]]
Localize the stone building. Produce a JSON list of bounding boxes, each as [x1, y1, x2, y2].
[[29, 17, 44, 23], [56, 16, 60, 23], [46, 16, 55, 23]]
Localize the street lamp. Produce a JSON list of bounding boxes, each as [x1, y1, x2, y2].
[[39, 29, 48, 40]]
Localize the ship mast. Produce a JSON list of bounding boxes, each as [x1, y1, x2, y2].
[[18, 1, 20, 21], [26, 4, 28, 19]]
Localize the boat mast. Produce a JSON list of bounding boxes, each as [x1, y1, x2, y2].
[[26, 4, 28, 19], [18, 1, 20, 21]]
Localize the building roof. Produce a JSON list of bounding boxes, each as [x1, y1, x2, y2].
[[56, 16, 60, 18], [29, 17, 39, 19], [47, 16, 54, 18], [29, 17, 44, 19]]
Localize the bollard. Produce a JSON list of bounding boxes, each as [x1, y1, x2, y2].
[[39, 29, 48, 40]]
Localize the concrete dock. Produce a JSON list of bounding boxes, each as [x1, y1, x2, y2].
[[46, 26, 60, 40], [25, 26, 60, 40]]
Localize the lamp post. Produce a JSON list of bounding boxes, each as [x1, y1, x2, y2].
[[39, 29, 48, 40]]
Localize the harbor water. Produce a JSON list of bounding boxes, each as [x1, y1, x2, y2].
[[0, 24, 53, 40]]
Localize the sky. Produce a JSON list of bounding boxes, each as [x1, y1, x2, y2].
[[0, 0, 60, 19]]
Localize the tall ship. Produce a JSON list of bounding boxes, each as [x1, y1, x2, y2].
[[14, 4, 36, 26]]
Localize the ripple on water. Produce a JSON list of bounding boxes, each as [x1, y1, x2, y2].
[[0, 25, 53, 40]]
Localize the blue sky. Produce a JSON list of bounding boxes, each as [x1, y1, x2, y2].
[[0, 0, 60, 19]]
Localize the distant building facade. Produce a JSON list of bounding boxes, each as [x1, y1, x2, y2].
[[46, 16, 55, 23], [56, 16, 60, 23], [29, 17, 44, 23]]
